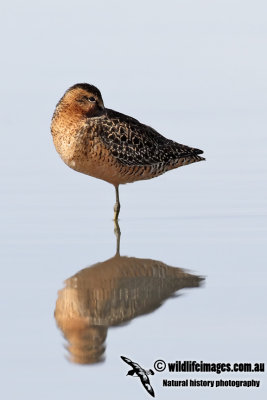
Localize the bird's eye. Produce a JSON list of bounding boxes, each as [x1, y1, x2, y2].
[[76, 95, 96, 103], [77, 95, 89, 103]]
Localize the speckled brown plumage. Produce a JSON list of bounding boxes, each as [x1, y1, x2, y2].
[[51, 83, 205, 218]]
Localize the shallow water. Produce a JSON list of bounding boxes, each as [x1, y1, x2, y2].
[[1, 123, 266, 398]]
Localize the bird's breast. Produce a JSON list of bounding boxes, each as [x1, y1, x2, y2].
[[52, 125, 86, 166], [51, 120, 120, 183]]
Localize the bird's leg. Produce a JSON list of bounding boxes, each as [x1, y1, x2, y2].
[[113, 219, 121, 256], [113, 185, 120, 221]]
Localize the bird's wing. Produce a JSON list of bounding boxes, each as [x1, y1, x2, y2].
[[97, 109, 204, 166], [139, 373, 155, 397], [120, 356, 142, 370]]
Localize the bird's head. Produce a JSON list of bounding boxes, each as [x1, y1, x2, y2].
[[56, 83, 106, 119]]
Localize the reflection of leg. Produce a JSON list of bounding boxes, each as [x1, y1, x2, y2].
[[114, 219, 121, 256], [113, 185, 121, 221]]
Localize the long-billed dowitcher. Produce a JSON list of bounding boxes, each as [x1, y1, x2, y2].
[[51, 83, 205, 220]]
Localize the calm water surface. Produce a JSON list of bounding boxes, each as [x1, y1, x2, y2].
[[1, 129, 266, 398]]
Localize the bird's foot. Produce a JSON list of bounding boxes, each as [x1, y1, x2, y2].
[[113, 202, 120, 221]]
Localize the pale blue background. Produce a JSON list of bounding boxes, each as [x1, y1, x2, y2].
[[0, 0, 266, 399]]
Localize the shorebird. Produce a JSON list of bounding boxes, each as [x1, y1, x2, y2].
[[121, 356, 155, 397], [51, 83, 205, 220]]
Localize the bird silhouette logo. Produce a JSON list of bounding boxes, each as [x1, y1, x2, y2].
[[121, 356, 155, 397]]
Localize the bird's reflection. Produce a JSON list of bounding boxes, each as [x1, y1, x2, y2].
[[54, 222, 204, 364]]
